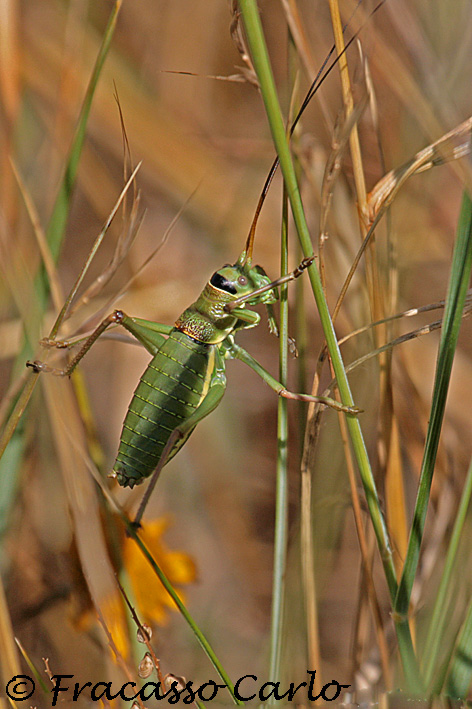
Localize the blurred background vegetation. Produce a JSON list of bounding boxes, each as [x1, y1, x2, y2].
[[1, 0, 472, 704]]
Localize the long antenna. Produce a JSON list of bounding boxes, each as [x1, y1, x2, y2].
[[242, 0, 386, 265]]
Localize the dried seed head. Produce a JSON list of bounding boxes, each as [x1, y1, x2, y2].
[[137, 624, 152, 643], [164, 674, 186, 692], [138, 652, 154, 679]]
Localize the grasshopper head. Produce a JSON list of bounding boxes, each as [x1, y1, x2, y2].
[[209, 260, 277, 306]]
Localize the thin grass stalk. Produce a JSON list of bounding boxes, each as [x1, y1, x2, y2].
[[118, 514, 244, 707], [9, 157, 64, 314], [0, 372, 38, 462], [395, 190, 472, 620], [14, 637, 50, 695], [50, 162, 141, 339], [0, 0, 122, 400], [43, 0, 122, 304], [422, 454, 472, 691], [0, 573, 21, 687], [327, 0, 384, 325], [285, 32, 308, 449], [268, 28, 298, 686], [337, 402, 392, 687], [327, 0, 367, 209], [269, 187, 289, 688], [300, 452, 322, 690], [325, 292, 392, 680], [237, 0, 421, 690], [295, 271, 308, 445], [325, 292, 392, 681], [0, 1, 122, 522]]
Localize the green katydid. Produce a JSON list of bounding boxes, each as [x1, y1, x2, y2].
[[27, 42, 362, 528], [27, 239, 360, 527]]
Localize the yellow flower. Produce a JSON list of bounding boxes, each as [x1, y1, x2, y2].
[[123, 517, 197, 626]]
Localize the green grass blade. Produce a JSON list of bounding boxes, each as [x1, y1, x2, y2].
[[269, 188, 289, 687], [445, 597, 472, 698], [237, 0, 421, 691], [422, 454, 472, 690], [395, 190, 472, 621], [15, 637, 50, 694]]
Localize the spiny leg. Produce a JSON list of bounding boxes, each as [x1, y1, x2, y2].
[[26, 310, 173, 375], [41, 316, 174, 353], [132, 377, 227, 529], [27, 311, 122, 376], [228, 340, 362, 415]]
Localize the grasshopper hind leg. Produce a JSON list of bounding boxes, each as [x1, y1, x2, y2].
[[26, 310, 173, 376]]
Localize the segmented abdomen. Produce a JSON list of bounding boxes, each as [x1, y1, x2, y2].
[[113, 329, 211, 488]]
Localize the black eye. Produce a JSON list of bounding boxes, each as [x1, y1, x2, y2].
[[238, 275, 248, 286], [210, 272, 237, 294]]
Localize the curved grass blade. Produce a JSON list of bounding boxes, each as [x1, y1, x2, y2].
[[394, 189, 472, 624], [422, 455, 472, 692], [445, 597, 472, 698]]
